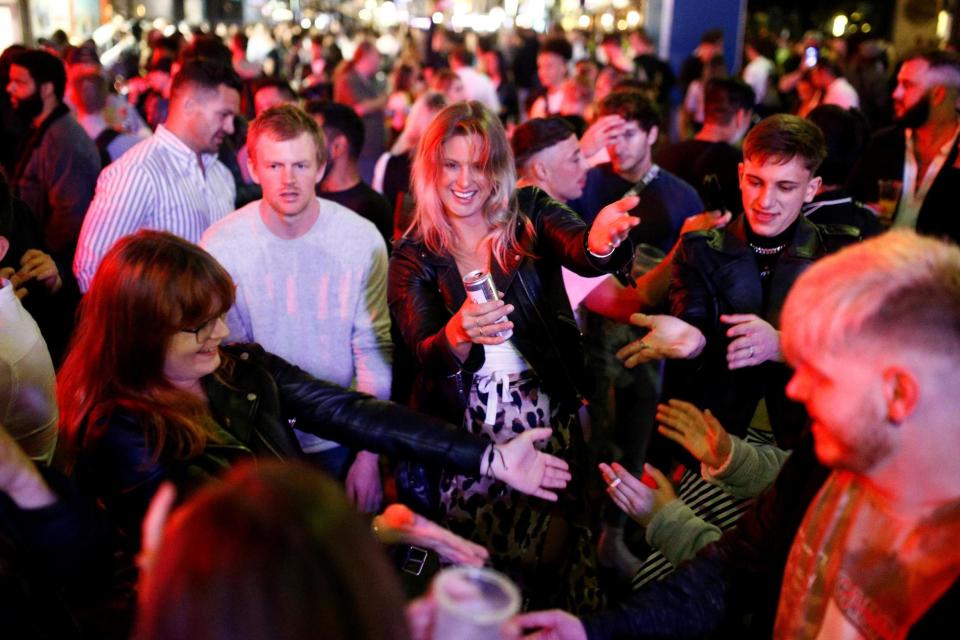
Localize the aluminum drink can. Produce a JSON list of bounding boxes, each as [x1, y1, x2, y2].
[[462, 270, 512, 339]]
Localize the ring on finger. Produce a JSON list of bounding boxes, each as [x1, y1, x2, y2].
[[608, 477, 622, 490], [748, 346, 755, 358]]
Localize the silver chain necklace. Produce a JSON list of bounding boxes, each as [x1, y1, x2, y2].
[[749, 242, 788, 255]]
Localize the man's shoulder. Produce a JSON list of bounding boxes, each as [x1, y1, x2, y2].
[[317, 197, 384, 243], [201, 201, 261, 247]]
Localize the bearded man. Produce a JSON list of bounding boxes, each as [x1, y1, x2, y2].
[[6, 49, 100, 265], [848, 49, 960, 243]]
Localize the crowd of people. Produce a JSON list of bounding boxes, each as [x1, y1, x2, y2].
[[1, 14, 960, 640]]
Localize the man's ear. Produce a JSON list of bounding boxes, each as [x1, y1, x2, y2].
[[314, 162, 326, 185], [882, 366, 920, 425], [248, 158, 261, 185], [647, 124, 659, 147], [0, 236, 9, 263], [532, 159, 549, 182], [931, 85, 948, 108], [39, 81, 55, 102], [804, 175, 822, 202], [737, 161, 745, 184]]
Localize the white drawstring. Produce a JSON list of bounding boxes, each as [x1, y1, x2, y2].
[[478, 371, 512, 425]]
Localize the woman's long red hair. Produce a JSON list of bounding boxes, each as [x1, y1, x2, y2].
[[57, 231, 235, 469]]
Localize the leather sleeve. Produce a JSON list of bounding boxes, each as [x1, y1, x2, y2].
[[522, 187, 633, 277], [256, 346, 487, 473]]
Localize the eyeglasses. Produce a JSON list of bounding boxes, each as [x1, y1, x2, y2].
[[181, 314, 226, 344]]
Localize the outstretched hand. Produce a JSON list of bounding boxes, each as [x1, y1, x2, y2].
[[487, 428, 571, 501], [616, 313, 706, 367], [599, 462, 676, 527], [656, 400, 731, 468], [373, 504, 489, 566], [680, 209, 733, 236], [587, 195, 641, 257]]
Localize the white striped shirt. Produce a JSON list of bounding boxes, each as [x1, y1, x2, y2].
[[73, 125, 236, 291]]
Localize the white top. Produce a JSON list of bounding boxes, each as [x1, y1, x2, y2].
[[455, 67, 501, 113], [896, 125, 960, 231], [74, 125, 236, 291], [742, 56, 774, 104], [823, 77, 860, 110], [0, 281, 58, 464], [201, 197, 392, 453]]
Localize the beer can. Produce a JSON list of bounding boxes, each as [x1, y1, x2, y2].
[[462, 270, 512, 339]]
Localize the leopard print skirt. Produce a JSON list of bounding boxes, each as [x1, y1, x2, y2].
[[439, 370, 602, 613]]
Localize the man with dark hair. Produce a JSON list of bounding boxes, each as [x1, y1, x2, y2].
[[627, 28, 674, 109], [651, 115, 864, 453], [848, 49, 960, 243], [528, 37, 573, 119], [513, 116, 589, 204], [803, 105, 882, 235], [74, 58, 241, 291], [570, 89, 703, 253], [679, 28, 724, 93], [656, 77, 755, 212], [68, 71, 143, 166], [308, 101, 393, 247], [6, 49, 100, 266]]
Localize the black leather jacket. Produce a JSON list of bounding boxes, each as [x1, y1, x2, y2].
[[74, 343, 488, 539], [664, 215, 862, 448], [387, 187, 632, 423]]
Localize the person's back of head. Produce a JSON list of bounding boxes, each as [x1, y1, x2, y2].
[[70, 70, 108, 115], [449, 45, 473, 69], [743, 113, 826, 174], [178, 34, 232, 67], [511, 115, 577, 174], [806, 105, 869, 187], [11, 49, 67, 102], [305, 100, 365, 162], [170, 57, 242, 104], [703, 77, 755, 127], [136, 461, 410, 640], [597, 88, 661, 133]]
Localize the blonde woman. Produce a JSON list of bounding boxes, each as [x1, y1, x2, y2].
[[388, 101, 639, 612]]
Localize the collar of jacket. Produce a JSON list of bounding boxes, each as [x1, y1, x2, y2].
[[708, 213, 822, 260], [202, 346, 300, 459]]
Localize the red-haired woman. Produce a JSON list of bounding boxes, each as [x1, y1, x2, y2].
[[388, 101, 639, 611], [56, 230, 569, 547]]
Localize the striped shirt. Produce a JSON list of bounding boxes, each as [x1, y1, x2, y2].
[[73, 125, 236, 291]]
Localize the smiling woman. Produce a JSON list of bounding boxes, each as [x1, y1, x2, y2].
[[388, 101, 641, 612]]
